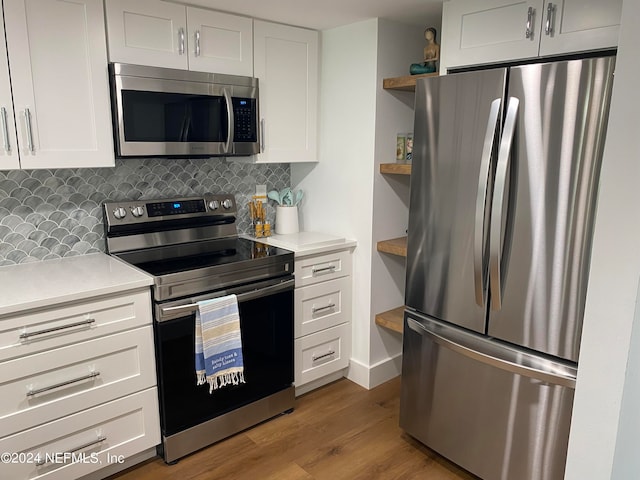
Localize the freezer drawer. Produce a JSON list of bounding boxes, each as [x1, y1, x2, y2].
[[400, 312, 576, 480]]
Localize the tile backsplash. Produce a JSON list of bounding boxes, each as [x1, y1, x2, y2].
[[0, 158, 290, 266]]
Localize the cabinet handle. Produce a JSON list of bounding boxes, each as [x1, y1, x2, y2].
[[195, 30, 201, 57], [545, 3, 555, 35], [27, 370, 100, 398], [19, 318, 96, 340], [312, 303, 336, 314], [24, 108, 34, 152], [312, 350, 336, 362], [312, 265, 336, 274], [260, 118, 265, 152], [525, 6, 534, 39], [0, 107, 10, 153], [178, 27, 185, 55], [34, 435, 107, 466]]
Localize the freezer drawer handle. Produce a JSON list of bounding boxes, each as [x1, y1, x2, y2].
[[489, 97, 519, 311], [312, 303, 336, 314], [27, 371, 101, 398], [474, 98, 502, 308], [34, 435, 107, 466], [406, 317, 576, 388], [19, 318, 96, 340]]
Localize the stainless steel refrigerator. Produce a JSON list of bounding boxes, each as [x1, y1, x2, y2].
[[400, 56, 615, 480]]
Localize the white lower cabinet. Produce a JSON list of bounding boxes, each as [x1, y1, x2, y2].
[[0, 287, 159, 479], [0, 388, 160, 480], [295, 323, 350, 387], [293, 248, 352, 395]]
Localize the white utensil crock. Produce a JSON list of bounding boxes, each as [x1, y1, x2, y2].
[[275, 205, 299, 234]]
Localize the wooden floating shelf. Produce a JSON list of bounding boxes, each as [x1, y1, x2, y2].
[[375, 306, 405, 334], [377, 236, 407, 257], [382, 72, 439, 92], [380, 163, 411, 175]]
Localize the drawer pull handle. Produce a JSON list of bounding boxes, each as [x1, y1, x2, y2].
[[312, 350, 336, 362], [35, 435, 107, 466], [19, 318, 96, 340], [27, 371, 100, 398], [312, 303, 336, 314], [312, 265, 336, 274]]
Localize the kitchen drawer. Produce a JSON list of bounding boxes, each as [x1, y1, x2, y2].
[[0, 387, 160, 480], [295, 322, 350, 386], [295, 249, 352, 287], [0, 326, 156, 436], [295, 276, 351, 337], [0, 289, 151, 363]]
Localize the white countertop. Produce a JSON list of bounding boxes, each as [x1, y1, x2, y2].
[[244, 231, 357, 257], [0, 253, 154, 318]]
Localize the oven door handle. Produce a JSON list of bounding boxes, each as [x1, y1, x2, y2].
[[159, 278, 294, 319]]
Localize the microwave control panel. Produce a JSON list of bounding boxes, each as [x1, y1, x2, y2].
[[233, 97, 257, 142]]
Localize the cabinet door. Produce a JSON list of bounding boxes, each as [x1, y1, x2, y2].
[[0, 15, 19, 170], [105, 0, 188, 70], [538, 0, 622, 56], [4, 0, 114, 169], [254, 20, 318, 163], [186, 7, 253, 76], [442, 0, 544, 69]]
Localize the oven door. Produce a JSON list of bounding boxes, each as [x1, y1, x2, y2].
[[111, 71, 259, 157], [154, 277, 294, 437]]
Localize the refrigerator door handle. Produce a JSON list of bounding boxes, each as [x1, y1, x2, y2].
[[489, 97, 519, 311], [474, 98, 502, 308], [406, 316, 576, 388]]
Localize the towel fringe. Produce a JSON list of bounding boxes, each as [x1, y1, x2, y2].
[[206, 370, 246, 393]]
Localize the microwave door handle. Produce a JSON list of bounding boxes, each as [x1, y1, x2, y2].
[[223, 88, 233, 154]]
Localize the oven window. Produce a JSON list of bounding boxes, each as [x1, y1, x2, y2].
[[154, 288, 293, 436], [121, 90, 228, 143]]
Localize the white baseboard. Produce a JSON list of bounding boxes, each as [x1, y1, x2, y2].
[[295, 369, 347, 397], [347, 353, 402, 390]]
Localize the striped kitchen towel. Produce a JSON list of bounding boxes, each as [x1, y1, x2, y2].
[[195, 294, 245, 393]]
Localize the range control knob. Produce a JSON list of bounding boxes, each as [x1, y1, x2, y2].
[[131, 206, 145, 217], [208, 200, 220, 211], [113, 207, 127, 220], [221, 198, 233, 209]]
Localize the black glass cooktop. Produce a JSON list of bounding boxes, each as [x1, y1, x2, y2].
[[116, 237, 292, 277]]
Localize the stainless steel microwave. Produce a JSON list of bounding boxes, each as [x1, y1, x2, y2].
[[109, 63, 260, 158]]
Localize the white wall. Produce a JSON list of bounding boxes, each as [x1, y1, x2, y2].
[[565, 0, 640, 477], [368, 20, 424, 374], [291, 19, 379, 379]]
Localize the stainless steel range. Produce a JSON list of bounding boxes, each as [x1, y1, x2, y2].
[[103, 194, 295, 464]]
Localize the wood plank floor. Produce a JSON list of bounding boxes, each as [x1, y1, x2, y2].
[[110, 377, 477, 480]]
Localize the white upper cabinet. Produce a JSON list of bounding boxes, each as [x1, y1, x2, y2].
[[105, 0, 253, 76], [443, 0, 544, 69], [253, 20, 318, 163], [186, 8, 253, 76], [538, 0, 623, 56], [0, 18, 19, 170], [104, 0, 188, 70], [2, 0, 114, 169], [442, 0, 622, 70]]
